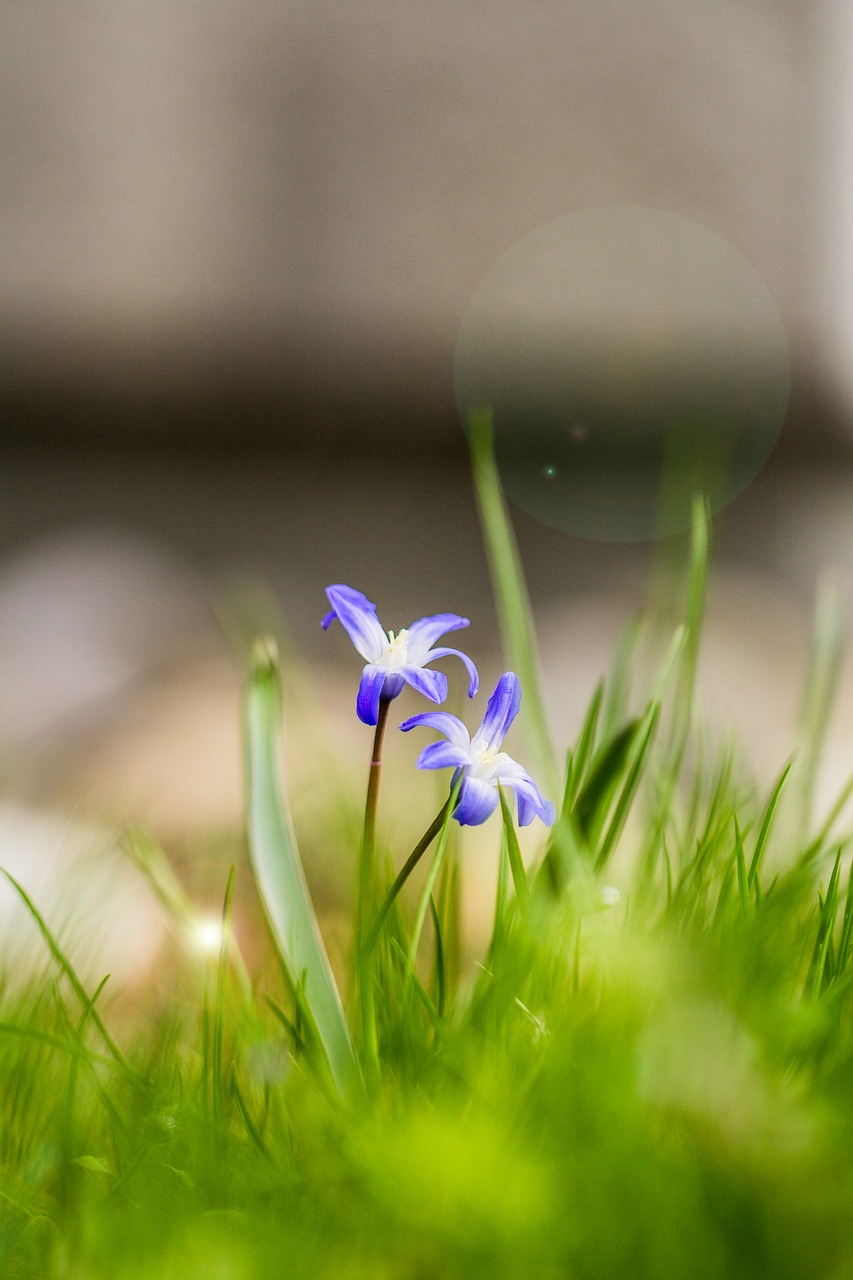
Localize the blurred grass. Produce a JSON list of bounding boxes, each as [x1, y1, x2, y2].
[[2, 441, 853, 1276]]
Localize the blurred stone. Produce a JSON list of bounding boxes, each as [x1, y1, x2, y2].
[[0, 532, 203, 753], [0, 801, 166, 992]]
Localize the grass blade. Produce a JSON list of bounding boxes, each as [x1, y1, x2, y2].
[[574, 718, 644, 849], [734, 817, 749, 915], [429, 897, 447, 1019], [748, 761, 793, 890], [126, 830, 253, 1003], [499, 786, 530, 918], [669, 495, 710, 736], [0, 1022, 126, 1074], [365, 797, 451, 955], [0, 870, 137, 1084], [836, 862, 853, 979], [231, 1065, 270, 1159], [406, 780, 461, 978], [798, 573, 845, 842], [594, 702, 661, 873], [469, 407, 558, 796], [601, 616, 645, 742], [491, 821, 511, 956], [243, 638, 360, 1099], [566, 681, 605, 809], [806, 851, 842, 998], [211, 867, 235, 1123]]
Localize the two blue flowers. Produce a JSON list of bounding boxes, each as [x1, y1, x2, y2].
[[323, 584, 555, 829]]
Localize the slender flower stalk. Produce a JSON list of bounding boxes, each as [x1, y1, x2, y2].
[[358, 699, 389, 940], [405, 775, 462, 980], [365, 674, 555, 958], [365, 791, 454, 954], [322, 581, 478, 918], [354, 699, 389, 1066], [323, 584, 478, 1062]]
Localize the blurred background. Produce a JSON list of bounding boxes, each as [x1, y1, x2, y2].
[[2, 0, 853, 978]]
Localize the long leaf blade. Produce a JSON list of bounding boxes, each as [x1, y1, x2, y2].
[[243, 639, 360, 1099], [748, 760, 793, 890], [469, 407, 558, 796]]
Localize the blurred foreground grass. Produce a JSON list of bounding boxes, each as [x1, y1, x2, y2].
[[2, 427, 853, 1277]]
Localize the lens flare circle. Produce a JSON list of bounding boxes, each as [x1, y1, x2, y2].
[[454, 207, 790, 542]]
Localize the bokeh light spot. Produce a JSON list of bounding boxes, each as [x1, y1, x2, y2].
[[454, 207, 790, 542]]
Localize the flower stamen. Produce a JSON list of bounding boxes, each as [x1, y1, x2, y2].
[[383, 628, 410, 670], [322, 584, 478, 725]]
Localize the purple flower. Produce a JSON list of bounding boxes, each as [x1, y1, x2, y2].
[[322, 584, 479, 726], [401, 672, 556, 827]]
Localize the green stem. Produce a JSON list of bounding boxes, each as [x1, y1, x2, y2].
[[359, 699, 390, 939], [365, 793, 454, 954], [356, 699, 390, 1065], [406, 778, 462, 980]]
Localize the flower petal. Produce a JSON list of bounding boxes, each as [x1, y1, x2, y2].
[[406, 613, 470, 660], [499, 768, 556, 827], [356, 664, 388, 725], [382, 673, 405, 700], [416, 741, 472, 771], [323, 584, 386, 662], [400, 666, 448, 705], [472, 672, 522, 754], [422, 647, 479, 698], [399, 711, 471, 749], [515, 793, 535, 827], [453, 775, 499, 826]]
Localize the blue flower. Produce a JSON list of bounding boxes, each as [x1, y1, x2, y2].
[[322, 584, 479, 726], [401, 672, 556, 827]]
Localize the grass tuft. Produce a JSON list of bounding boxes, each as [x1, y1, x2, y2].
[[2, 442, 853, 1276]]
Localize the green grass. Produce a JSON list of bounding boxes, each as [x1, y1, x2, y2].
[[2, 437, 853, 1277]]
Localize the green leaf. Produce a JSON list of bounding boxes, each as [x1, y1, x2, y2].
[[566, 681, 605, 810], [0, 870, 142, 1088], [748, 760, 793, 890], [806, 851, 843, 998], [469, 407, 558, 797], [406, 778, 461, 978], [680, 495, 710, 710], [429, 897, 447, 1019], [211, 866, 236, 1122], [600, 615, 645, 742], [72, 1156, 113, 1176], [231, 1067, 270, 1160], [594, 702, 660, 873], [162, 1164, 196, 1189], [243, 638, 361, 1099], [499, 786, 530, 917], [798, 574, 845, 842], [836, 862, 853, 979], [574, 719, 643, 846], [366, 798, 452, 955], [734, 816, 750, 915]]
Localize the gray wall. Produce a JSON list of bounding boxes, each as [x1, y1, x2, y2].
[[0, 1, 838, 445]]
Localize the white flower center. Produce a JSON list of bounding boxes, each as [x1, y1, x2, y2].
[[468, 739, 499, 783], [381, 628, 410, 670]]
